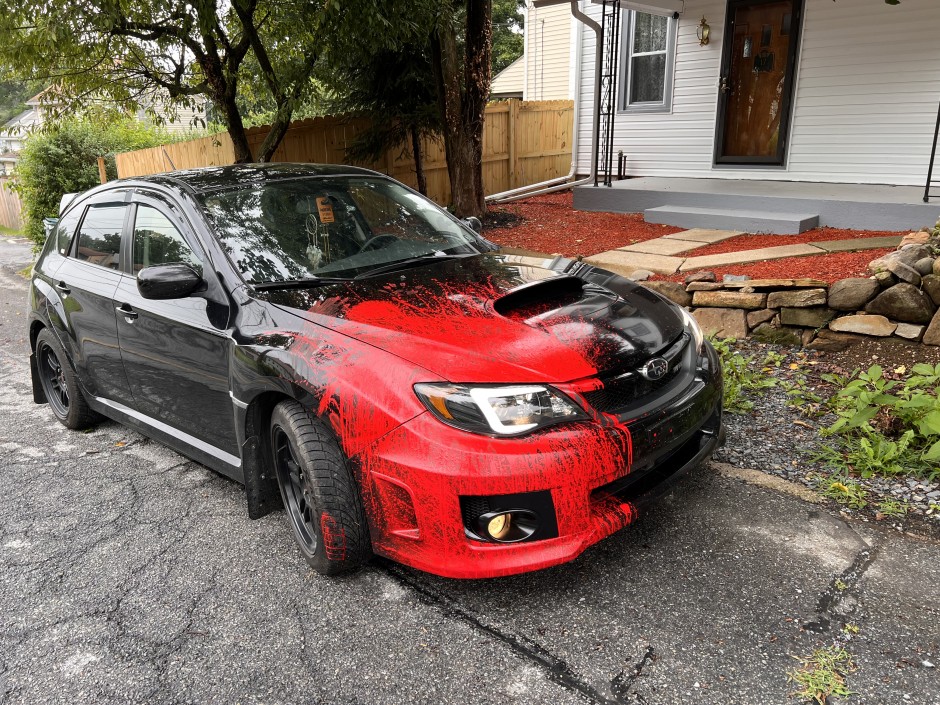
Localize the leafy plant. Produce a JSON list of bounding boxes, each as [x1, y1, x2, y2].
[[710, 337, 778, 414], [821, 364, 940, 480], [821, 478, 868, 509], [788, 646, 856, 705], [876, 499, 908, 518]]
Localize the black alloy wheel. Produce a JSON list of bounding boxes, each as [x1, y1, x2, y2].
[[38, 340, 69, 418], [33, 328, 100, 430], [272, 425, 319, 555], [269, 400, 371, 575]]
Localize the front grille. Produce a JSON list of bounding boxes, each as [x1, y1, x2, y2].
[[582, 333, 691, 415]]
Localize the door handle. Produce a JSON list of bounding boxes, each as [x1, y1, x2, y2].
[[55, 281, 71, 295], [719, 76, 730, 93], [116, 303, 138, 321]]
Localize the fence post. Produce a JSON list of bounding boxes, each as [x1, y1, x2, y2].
[[508, 99, 518, 189], [97, 157, 108, 184]]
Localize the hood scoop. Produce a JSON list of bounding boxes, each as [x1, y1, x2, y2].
[[492, 276, 588, 322]]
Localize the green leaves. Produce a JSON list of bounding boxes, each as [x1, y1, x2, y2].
[[823, 363, 940, 481]]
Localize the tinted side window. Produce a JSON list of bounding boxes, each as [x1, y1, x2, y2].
[[133, 205, 203, 274], [54, 212, 81, 255], [76, 205, 127, 269]]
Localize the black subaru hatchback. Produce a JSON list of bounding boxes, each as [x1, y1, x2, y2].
[[27, 164, 722, 578]]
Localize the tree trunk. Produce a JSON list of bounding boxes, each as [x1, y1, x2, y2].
[[431, 0, 492, 219], [255, 103, 294, 162], [410, 124, 427, 195]]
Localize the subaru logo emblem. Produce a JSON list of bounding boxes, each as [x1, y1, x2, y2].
[[641, 357, 669, 381]]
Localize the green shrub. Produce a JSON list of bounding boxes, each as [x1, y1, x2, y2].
[[13, 119, 170, 245]]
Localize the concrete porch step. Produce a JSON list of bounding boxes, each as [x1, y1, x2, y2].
[[644, 205, 820, 235]]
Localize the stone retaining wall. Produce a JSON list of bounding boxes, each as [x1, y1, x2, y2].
[[641, 230, 940, 348]]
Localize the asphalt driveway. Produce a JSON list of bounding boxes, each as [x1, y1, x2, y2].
[[0, 234, 937, 704]]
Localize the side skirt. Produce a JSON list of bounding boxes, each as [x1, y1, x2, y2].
[[87, 395, 245, 484]]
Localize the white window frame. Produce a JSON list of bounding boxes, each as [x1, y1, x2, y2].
[[620, 10, 678, 114]]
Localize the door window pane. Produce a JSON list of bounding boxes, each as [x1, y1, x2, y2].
[[76, 205, 126, 269], [133, 205, 203, 274]]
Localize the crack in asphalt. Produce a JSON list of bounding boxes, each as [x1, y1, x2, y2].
[[379, 559, 624, 705], [803, 542, 879, 634]]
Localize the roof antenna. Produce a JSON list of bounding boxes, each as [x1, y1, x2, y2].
[[162, 148, 177, 171]]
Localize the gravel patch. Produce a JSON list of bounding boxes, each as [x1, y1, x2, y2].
[[712, 339, 940, 537]]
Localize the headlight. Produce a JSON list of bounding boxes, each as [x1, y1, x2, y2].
[[414, 383, 588, 436], [681, 307, 704, 353]]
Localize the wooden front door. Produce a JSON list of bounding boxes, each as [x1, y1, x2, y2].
[[714, 0, 803, 165]]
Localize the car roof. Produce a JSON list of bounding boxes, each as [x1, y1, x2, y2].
[[124, 162, 383, 196]]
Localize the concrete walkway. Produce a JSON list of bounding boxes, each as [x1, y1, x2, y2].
[[585, 228, 903, 276]]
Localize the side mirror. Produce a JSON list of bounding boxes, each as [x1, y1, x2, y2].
[[137, 263, 204, 300], [463, 216, 483, 234]]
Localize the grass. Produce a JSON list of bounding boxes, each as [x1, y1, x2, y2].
[[0, 224, 24, 237], [710, 337, 779, 414], [788, 646, 856, 704]]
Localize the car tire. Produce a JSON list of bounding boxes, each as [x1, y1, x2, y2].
[[269, 400, 371, 575], [34, 328, 101, 430]]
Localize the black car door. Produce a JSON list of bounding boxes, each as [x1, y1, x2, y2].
[[49, 195, 135, 405], [113, 194, 239, 457]]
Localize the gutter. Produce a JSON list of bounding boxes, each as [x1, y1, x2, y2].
[[486, 0, 602, 204]]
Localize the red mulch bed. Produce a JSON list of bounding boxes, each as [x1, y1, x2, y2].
[[485, 192, 683, 257], [657, 248, 895, 284], [486, 191, 910, 284], [685, 227, 907, 257]]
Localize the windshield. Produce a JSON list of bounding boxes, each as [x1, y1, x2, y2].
[[198, 176, 483, 284]]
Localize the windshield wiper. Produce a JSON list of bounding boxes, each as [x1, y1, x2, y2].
[[352, 253, 473, 280], [251, 277, 351, 291]]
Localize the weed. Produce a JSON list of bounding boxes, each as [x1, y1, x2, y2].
[[788, 646, 856, 705], [834, 578, 848, 591], [876, 499, 908, 518], [821, 364, 940, 481], [710, 337, 778, 414], [821, 478, 868, 509], [842, 624, 859, 635]]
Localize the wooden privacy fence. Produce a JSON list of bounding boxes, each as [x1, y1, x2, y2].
[[115, 100, 574, 205], [0, 178, 23, 231]]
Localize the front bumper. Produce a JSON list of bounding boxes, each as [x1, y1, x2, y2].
[[357, 342, 723, 579]]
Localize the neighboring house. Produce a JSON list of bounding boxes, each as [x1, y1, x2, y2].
[[491, 1, 577, 101], [491, 56, 525, 99], [0, 88, 206, 165], [550, 0, 940, 230]]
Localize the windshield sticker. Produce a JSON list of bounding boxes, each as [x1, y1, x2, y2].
[[316, 197, 335, 224]]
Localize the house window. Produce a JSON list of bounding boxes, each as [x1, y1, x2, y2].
[[621, 11, 677, 112]]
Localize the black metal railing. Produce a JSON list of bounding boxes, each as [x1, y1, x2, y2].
[[926, 98, 940, 203], [595, 0, 621, 187]]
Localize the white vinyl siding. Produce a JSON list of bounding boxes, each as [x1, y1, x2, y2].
[[575, 0, 940, 187], [492, 56, 525, 98], [525, 1, 574, 100]]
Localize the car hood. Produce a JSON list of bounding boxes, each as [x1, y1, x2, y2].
[[262, 253, 686, 384]]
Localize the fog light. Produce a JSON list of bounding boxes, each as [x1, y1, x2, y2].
[[487, 513, 512, 540], [476, 510, 539, 543]]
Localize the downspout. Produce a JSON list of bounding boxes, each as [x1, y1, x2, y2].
[[486, 0, 602, 204]]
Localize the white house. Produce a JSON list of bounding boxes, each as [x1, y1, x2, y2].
[[491, 1, 579, 101], [531, 0, 940, 231]]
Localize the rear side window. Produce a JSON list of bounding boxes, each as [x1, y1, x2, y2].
[[133, 205, 203, 275], [53, 212, 81, 256], [76, 205, 127, 269]]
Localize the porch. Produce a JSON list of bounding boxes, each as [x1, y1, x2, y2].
[[572, 177, 940, 234]]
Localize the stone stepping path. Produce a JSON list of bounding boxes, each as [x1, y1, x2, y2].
[[584, 229, 903, 276]]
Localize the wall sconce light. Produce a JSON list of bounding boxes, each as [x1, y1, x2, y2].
[[697, 16, 711, 46]]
